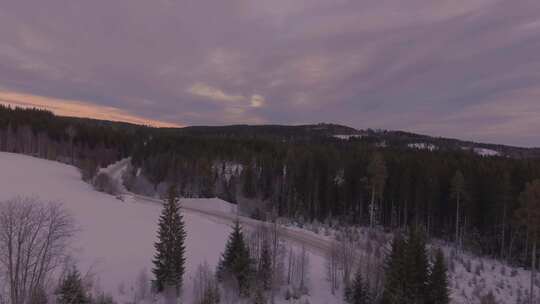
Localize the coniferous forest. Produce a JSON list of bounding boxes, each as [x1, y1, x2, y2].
[[2, 105, 540, 267]]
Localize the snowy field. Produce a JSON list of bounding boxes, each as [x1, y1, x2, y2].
[[0, 152, 338, 304]]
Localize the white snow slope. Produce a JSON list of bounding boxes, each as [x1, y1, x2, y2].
[[0, 152, 534, 304], [0, 152, 336, 304]]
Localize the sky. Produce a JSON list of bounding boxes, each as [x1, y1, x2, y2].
[[0, 0, 539, 146]]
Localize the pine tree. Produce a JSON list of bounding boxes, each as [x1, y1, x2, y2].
[[427, 249, 450, 304], [217, 219, 255, 296], [382, 234, 407, 304], [382, 229, 430, 304], [368, 152, 387, 228], [258, 237, 272, 290], [404, 228, 430, 303], [345, 270, 371, 304], [451, 170, 466, 248], [55, 267, 90, 304], [515, 180, 540, 304], [152, 186, 187, 294]]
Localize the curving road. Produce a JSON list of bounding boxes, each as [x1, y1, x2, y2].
[[104, 159, 333, 257]]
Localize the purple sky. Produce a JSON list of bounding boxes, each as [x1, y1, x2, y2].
[[0, 0, 539, 146]]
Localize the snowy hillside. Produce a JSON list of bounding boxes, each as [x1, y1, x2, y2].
[[473, 147, 501, 157], [0, 152, 535, 304], [0, 152, 337, 304], [407, 142, 438, 151]]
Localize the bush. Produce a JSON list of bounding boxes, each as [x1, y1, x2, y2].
[[93, 172, 120, 195], [80, 159, 98, 182]]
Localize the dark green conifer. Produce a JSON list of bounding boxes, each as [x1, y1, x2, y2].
[[404, 228, 430, 303], [427, 249, 450, 304], [56, 267, 89, 304], [217, 219, 255, 296], [152, 186, 187, 293], [382, 234, 407, 304], [345, 270, 372, 304]]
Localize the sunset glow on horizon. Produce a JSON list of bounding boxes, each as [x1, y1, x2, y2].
[[0, 90, 182, 128], [1, 0, 540, 146]]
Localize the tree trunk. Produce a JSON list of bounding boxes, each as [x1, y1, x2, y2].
[[403, 199, 408, 229], [501, 201, 507, 260], [531, 237, 536, 304], [370, 186, 375, 229], [455, 193, 460, 250], [164, 285, 177, 304]]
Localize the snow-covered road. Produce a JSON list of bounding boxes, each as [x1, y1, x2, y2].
[[131, 193, 333, 256], [104, 158, 334, 257]]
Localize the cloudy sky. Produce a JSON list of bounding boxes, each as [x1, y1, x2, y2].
[[0, 0, 539, 146]]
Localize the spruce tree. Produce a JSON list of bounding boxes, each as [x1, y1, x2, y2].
[[152, 186, 187, 294], [382, 229, 430, 304], [404, 228, 430, 303], [515, 179, 540, 304], [217, 219, 255, 296], [345, 270, 371, 304], [56, 267, 89, 304], [427, 249, 450, 304], [451, 170, 466, 248], [367, 152, 387, 228], [382, 234, 407, 304]]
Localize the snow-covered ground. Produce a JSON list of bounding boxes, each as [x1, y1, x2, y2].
[[333, 134, 364, 140], [460, 146, 501, 157], [0, 152, 534, 304], [407, 142, 438, 151], [442, 248, 533, 303], [0, 152, 338, 304], [473, 147, 501, 157]]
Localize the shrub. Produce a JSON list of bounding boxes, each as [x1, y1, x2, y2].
[[93, 172, 119, 195]]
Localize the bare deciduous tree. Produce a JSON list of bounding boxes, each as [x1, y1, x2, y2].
[[193, 262, 219, 304], [287, 245, 310, 298], [0, 197, 76, 304], [326, 241, 341, 295]]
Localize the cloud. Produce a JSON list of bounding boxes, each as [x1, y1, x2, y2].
[[187, 82, 266, 109], [0, 90, 181, 127], [250, 95, 265, 108], [187, 83, 245, 103], [0, 0, 539, 145]]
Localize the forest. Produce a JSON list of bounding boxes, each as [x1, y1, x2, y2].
[[2, 105, 540, 266]]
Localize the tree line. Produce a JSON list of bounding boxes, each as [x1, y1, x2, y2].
[[5, 106, 540, 265], [128, 130, 540, 265], [0, 105, 142, 180]]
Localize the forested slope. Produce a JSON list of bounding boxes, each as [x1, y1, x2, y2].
[[3, 106, 540, 264]]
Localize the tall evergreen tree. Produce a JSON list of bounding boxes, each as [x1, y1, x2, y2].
[[55, 267, 89, 304], [382, 234, 407, 304], [345, 270, 372, 304], [404, 228, 430, 303], [368, 152, 387, 228], [515, 180, 540, 304], [217, 220, 255, 296], [451, 170, 466, 248], [383, 229, 430, 304], [152, 186, 187, 294], [427, 249, 450, 304]]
